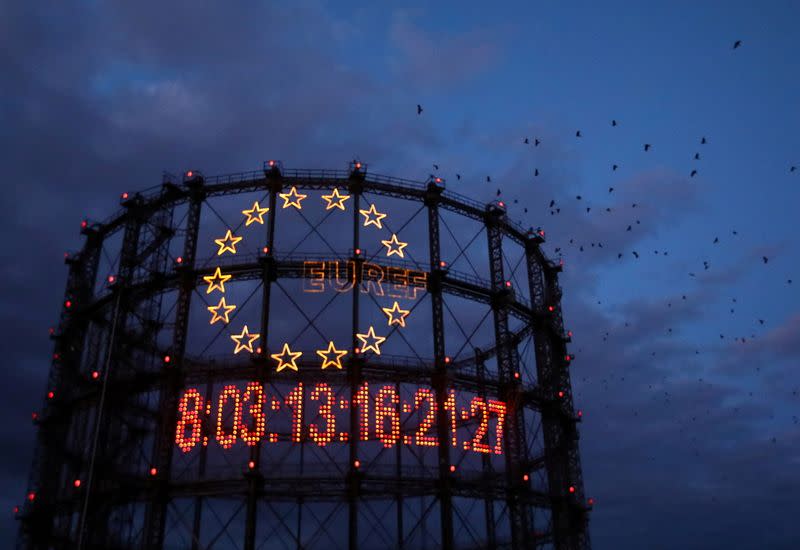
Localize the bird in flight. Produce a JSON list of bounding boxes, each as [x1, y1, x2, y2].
[[456, 174, 461, 180], [694, 153, 701, 160], [611, 120, 618, 127], [791, 166, 797, 172], [701, 137, 707, 144], [535, 138, 541, 146], [576, 130, 582, 138], [612, 164, 618, 171], [691, 170, 698, 177], [433, 164, 439, 170], [644, 144, 652, 152], [733, 40, 742, 49], [417, 104, 423, 115], [534, 168, 539, 177]]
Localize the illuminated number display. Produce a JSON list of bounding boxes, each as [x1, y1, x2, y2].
[[174, 382, 507, 456]]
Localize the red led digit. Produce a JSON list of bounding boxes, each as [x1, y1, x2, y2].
[[286, 383, 304, 443], [443, 389, 458, 447], [469, 397, 491, 454], [353, 382, 370, 441], [239, 382, 266, 446], [175, 388, 203, 453], [309, 383, 336, 446], [413, 388, 438, 447], [375, 385, 400, 448], [215, 384, 241, 449], [487, 399, 507, 455]]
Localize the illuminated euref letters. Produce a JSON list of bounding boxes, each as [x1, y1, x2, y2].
[[214, 230, 243, 256], [203, 267, 233, 294], [231, 325, 259, 354], [359, 204, 387, 229], [302, 261, 427, 299], [242, 201, 269, 225], [321, 188, 350, 211], [279, 186, 307, 209], [208, 297, 236, 325]]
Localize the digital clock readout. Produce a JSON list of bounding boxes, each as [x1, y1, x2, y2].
[[175, 382, 507, 455]]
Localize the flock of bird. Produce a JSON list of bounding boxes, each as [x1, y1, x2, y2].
[[413, 39, 798, 461]]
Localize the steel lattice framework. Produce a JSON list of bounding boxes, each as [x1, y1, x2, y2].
[[17, 161, 591, 550]]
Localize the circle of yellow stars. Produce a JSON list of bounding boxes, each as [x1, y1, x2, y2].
[[202, 187, 416, 371]]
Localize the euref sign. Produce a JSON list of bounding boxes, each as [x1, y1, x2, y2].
[[174, 187, 509, 456]]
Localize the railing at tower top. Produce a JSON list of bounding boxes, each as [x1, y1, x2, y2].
[[94, 168, 539, 245]]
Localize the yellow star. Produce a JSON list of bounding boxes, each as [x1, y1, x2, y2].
[[214, 229, 243, 256], [316, 341, 348, 369], [381, 301, 411, 327], [231, 325, 260, 354], [271, 343, 303, 372], [359, 204, 387, 229], [203, 267, 233, 294], [207, 297, 236, 325], [279, 186, 307, 209], [321, 188, 351, 211], [356, 326, 386, 355], [242, 201, 269, 226], [381, 234, 408, 258]]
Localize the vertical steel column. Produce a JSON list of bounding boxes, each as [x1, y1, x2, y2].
[[485, 206, 531, 550], [143, 180, 204, 548], [245, 172, 280, 550], [78, 206, 143, 549], [347, 170, 365, 550], [424, 181, 454, 549], [19, 227, 102, 550], [525, 240, 590, 550]]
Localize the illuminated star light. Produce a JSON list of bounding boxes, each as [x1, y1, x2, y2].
[[279, 186, 307, 209], [203, 267, 233, 294], [381, 301, 411, 327], [231, 325, 260, 354], [321, 188, 351, 211], [356, 326, 387, 355], [272, 343, 303, 372], [214, 229, 243, 256], [316, 341, 348, 369], [208, 297, 237, 325], [242, 201, 269, 226], [359, 204, 387, 229], [381, 234, 408, 258]]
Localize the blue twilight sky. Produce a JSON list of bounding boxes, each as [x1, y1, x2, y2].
[[1, 1, 799, 548]]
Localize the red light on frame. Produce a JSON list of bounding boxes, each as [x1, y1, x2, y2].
[[186, 171, 193, 178], [444, 356, 451, 364], [355, 162, 362, 170], [354, 248, 361, 256], [27, 492, 35, 502], [65, 300, 72, 309], [121, 192, 129, 200], [557, 391, 564, 398], [539, 229, 545, 237], [31, 412, 38, 421], [498, 201, 505, 208], [80, 220, 88, 229], [163, 355, 171, 364], [513, 372, 520, 379], [91, 371, 99, 380], [150, 467, 158, 476], [577, 410, 583, 418], [176, 256, 183, 264], [73, 479, 81, 488], [354, 459, 361, 469], [248, 461, 255, 470], [548, 305, 554, 312], [505, 281, 512, 288], [449, 465, 456, 473], [47, 391, 54, 400], [107, 275, 116, 284], [588, 497, 595, 506], [567, 330, 573, 338], [439, 260, 447, 268], [13, 506, 19, 514], [523, 474, 529, 481], [569, 486, 576, 494], [262, 246, 269, 254]]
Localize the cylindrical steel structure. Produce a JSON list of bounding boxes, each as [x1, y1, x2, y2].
[[17, 162, 591, 549]]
